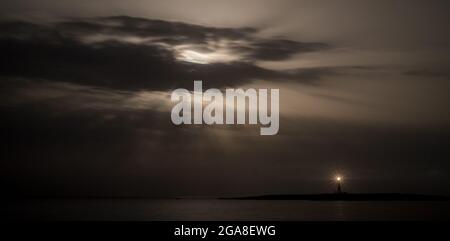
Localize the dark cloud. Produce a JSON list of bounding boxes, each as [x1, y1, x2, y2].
[[244, 39, 329, 61], [404, 69, 450, 78], [0, 17, 331, 91], [58, 16, 258, 44], [0, 35, 181, 90], [56, 15, 329, 58]]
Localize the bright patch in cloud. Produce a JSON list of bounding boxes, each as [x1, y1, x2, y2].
[[177, 49, 241, 64]]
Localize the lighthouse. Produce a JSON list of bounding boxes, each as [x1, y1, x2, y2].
[[335, 176, 343, 194]]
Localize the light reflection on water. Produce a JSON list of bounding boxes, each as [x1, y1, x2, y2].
[[3, 199, 450, 221]]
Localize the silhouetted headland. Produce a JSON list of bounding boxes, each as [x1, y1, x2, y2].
[[223, 193, 450, 201]]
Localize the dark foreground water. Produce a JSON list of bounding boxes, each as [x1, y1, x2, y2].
[[2, 199, 450, 221]]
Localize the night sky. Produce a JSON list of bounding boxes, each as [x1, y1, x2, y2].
[[1, 0, 450, 197]]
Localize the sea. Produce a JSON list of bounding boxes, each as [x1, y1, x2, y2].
[[2, 199, 450, 221]]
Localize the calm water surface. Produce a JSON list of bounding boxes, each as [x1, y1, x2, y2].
[[3, 199, 450, 220]]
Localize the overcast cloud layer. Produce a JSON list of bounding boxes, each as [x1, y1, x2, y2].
[[1, 0, 450, 197]]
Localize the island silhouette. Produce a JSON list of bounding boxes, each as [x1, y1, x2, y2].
[[222, 193, 450, 201], [221, 176, 450, 201]]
